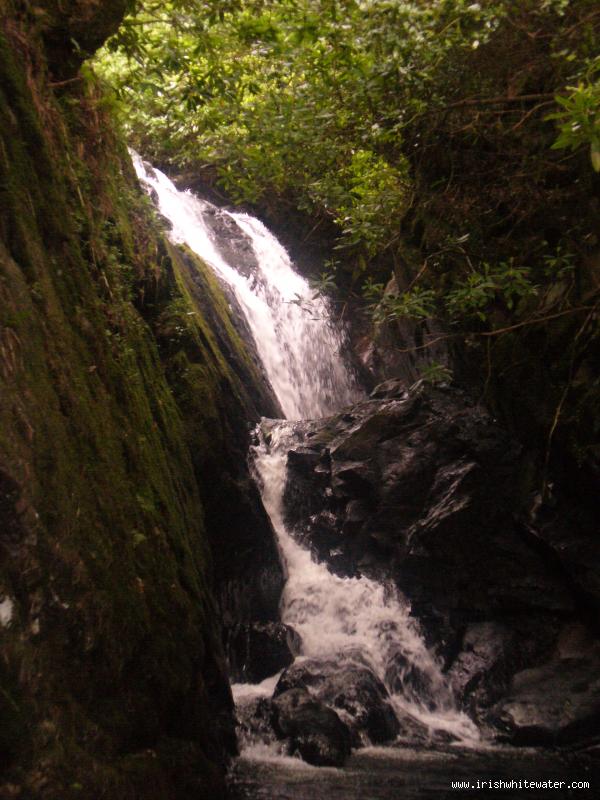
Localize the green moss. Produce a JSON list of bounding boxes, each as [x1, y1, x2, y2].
[[0, 10, 270, 797]]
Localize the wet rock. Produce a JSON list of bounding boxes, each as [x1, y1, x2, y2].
[[393, 711, 432, 746], [275, 657, 400, 745], [283, 447, 330, 525], [370, 378, 409, 400], [384, 653, 439, 710], [285, 387, 574, 616], [199, 204, 260, 279], [236, 696, 276, 748], [228, 622, 301, 683], [271, 688, 352, 767], [281, 384, 584, 714], [490, 652, 600, 746], [447, 623, 518, 715]]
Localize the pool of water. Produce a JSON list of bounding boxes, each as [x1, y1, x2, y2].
[[228, 744, 599, 799]]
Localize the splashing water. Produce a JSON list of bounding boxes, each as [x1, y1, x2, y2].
[[131, 151, 361, 420], [252, 422, 480, 745], [131, 151, 478, 752]]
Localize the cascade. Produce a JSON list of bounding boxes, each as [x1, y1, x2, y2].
[[132, 153, 479, 758], [131, 152, 360, 420]]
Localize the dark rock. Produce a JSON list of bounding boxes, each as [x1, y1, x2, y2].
[[490, 651, 600, 746], [271, 688, 352, 767], [448, 623, 516, 713], [236, 696, 276, 748], [283, 386, 575, 621], [199, 204, 260, 279], [275, 657, 400, 745], [42, 0, 132, 77], [443, 620, 561, 722], [280, 384, 590, 717], [393, 711, 432, 746], [384, 653, 439, 710], [370, 378, 408, 400], [523, 504, 600, 619], [228, 622, 301, 683], [283, 446, 330, 525]]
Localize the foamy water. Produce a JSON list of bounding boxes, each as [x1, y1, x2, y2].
[[252, 422, 480, 747], [132, 152, 361, 419], [132, 150, 479, 755]]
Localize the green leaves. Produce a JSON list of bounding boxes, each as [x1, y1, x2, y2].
[[548, 57, 600, 171], [446, 262, 537, 322], [364, 259, 540, 329], [370, 286, 438, 324], [95, 0, 597, 342], [96, 0, 504, 264], [417, 361, 453, 386]]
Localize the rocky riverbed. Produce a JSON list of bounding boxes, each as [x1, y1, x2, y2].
[[234, 380, 600, 762]]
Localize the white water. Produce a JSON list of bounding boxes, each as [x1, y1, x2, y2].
[[0, 595, 13, 628], [131, 151, 478, 754], [131, 152, 360, 420], [252, 422, 480, 746]]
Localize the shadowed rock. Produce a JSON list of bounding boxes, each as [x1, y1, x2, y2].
[[490, 651, 600, 746], [275, 657, 400, 745], [271, 688, 352, 766], [279, 383, 597, 727], [229, 622, 301, 683]]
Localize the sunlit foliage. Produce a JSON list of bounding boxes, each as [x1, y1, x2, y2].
[[97, 0, 599, 332]]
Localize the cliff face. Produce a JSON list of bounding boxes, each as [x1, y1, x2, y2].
[[0, 3, 278, 797]]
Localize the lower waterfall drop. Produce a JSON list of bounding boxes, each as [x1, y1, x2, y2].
[[131, 151, 479, 762], [246, 421, 480, 752]]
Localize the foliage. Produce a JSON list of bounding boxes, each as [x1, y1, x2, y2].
[[95, 0, 600, 471], [445, 262, 538, 322], [371, 286, 438, 324], [96, 0, 506, 265], [416, 361, 454, 386], [97, 0, 599, 291], [548, 72, 600, 171]]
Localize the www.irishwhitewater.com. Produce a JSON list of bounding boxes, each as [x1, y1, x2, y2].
[[451, 779, 591, 790]]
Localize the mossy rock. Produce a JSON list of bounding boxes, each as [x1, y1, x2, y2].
[[0, 7, 284, 796]]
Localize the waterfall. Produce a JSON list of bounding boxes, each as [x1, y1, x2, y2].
[[251, 422, 479, 744], [132, 152, 478, 753], [131, 152, 361, 420]]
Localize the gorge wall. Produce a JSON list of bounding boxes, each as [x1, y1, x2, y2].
[[0, 3, 281, 796]]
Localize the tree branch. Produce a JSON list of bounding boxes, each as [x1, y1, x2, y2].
[[444, 92, 556, 110]]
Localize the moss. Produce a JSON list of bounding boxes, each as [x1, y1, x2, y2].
[[0, 8, 277, 797]]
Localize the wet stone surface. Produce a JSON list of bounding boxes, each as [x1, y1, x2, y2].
[[274, 657, 400, 746]]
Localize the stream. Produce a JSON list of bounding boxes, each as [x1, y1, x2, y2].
[[132, 154, 598, 798]]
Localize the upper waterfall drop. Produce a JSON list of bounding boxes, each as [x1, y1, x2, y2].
[[131, 151, 362, 420]]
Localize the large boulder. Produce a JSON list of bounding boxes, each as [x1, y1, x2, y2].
[[447, 623, 517, 717], [275, 657, 400, 745], [280, 383, 593, 718], [283, 385, 575, 623], [490, 650, 600, 746], [384, 652, 443, 711], [271, 688, 352, 767], [228, 622, 301, 683]]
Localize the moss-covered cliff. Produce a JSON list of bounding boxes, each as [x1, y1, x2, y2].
[[0, 3, 279, 796]]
